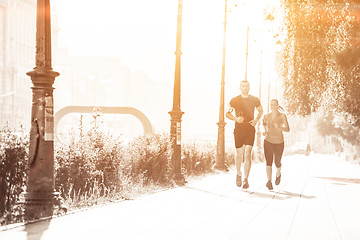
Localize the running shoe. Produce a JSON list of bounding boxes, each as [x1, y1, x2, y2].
[[266, 180, 273, 190], [243, 179, 249, 189], [275, 174, 281, 185], [236, 175, 242, 187]]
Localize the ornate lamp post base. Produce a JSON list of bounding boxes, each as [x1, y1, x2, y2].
[[169, 109, 185, 185], [214, 121, 229, 171], [25, 69, 59, 220], [23, 192, 59, 220]]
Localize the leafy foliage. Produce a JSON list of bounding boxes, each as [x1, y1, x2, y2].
[[55, 128, 123, 200], [316, 110, 360, 145], [182, 142, 215, 175], [1, 118, 234, 226], [53, 119, 223, 211], [281, 0, 358, 121], [122, 133, 173, 185], [334, 46, 360, 126], [0, 127, 28, 224]]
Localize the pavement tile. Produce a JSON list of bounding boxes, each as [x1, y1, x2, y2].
[[0, 153, 359, 240]]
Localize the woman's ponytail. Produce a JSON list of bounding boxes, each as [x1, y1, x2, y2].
[[270, 99, 286, 113], [278, 105, 285, 113]]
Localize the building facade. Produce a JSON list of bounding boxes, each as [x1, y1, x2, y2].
[[0, 0, 36, 130]]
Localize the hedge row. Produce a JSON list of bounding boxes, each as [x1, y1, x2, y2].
[[0, 127, 234, 225]]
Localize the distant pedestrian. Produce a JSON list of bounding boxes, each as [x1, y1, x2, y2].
[[263, 99, 290, 190], [226, 80, 263, 189]]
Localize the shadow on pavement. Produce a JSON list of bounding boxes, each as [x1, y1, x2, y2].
[[25, 219, 51, 240], [277, 190, 316, 199], [243, 190, 280, 199], [244, 190, 316, 200], [184, 185, 238, 201], [316, 177, 360, 185], [184, 185, 316, 202]]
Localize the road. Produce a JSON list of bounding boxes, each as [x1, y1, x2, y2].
[[1, 153, 359, 240]]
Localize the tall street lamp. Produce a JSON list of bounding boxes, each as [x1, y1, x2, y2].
[[256, 50, 263, 160], [24, 0, 59, 220], [169, 0, 185, 183], [245, 26, 249, 81], [214, 0, 229, 171]]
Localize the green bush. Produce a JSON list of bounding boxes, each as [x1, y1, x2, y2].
[[0, 127, 28, 224], [122, 133, 172, 185], [1, 121, 235, 225], [182, 142, 215, 175], [55, 128, 122, 200], [54, 131, 175, 209]]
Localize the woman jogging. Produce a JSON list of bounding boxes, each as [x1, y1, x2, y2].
[[263, 99, 290, 190]]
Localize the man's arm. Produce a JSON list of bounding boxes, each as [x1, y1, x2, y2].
[[249, 104, 263, 127], [225, 106, 244, 123]]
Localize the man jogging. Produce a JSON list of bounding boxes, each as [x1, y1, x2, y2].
[[226, 80, 263, 189]]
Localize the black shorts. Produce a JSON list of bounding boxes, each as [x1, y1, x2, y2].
[[233, 123, 255, 148]]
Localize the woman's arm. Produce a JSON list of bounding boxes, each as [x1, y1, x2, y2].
[[279, 113, 290, 132], [263, 114, 269, 136]]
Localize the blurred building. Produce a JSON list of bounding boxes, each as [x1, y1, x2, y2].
[[0, 0, 37, 130], [52, 53, 171, 138]]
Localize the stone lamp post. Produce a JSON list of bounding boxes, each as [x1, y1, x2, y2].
[[24, 0, 59, 220]]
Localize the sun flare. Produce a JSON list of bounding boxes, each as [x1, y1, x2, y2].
[[52, 0, 283, 139]]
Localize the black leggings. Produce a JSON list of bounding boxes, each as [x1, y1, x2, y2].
[[264, 140, 284, 167]]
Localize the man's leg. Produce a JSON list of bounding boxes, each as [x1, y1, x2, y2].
[[242, 145, 253, 189], [242, 125, 256, 189], [235, 146, 244, 187], [243, 145, 253, 179], [235, 146, 244, 176], [234, 127, 245, 187]]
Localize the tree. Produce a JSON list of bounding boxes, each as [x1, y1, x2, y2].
[[281, 0, 359, 125], [334, 46, 360, 126]]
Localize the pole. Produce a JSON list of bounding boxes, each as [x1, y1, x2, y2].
[[267, 74, 271, 112], [259, 51, 262, 100], [169, 0, 184, 184], [256, 50, 263, 160], [24, 0, 59, 220], [245, 26, 249, 81], [214, 0, 228, 171]]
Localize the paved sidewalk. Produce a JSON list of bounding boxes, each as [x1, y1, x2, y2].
[[1, 153, 359, 240]]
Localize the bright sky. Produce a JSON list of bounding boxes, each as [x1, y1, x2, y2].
[[52, 0, 280, 83], [51, 0, 283, 139]]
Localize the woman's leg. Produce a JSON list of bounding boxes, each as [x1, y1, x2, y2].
[[264, 140, 274, 181], [274, 142, 284, 185], [274, 142, 284, 173]]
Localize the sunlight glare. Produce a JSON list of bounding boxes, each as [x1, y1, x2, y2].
[[51, 0, 283, 140]]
